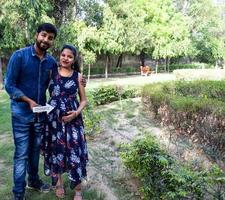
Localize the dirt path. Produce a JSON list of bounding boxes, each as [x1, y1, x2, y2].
[[86, 98, 143, 200], [85, 97, 212, 200]]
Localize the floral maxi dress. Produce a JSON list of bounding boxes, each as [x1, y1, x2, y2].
[[41, 69, 88, 188]]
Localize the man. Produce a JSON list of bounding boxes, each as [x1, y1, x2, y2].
[[5, 23, 58, 200]]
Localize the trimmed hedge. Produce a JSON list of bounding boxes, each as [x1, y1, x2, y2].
[[83, 66, 139, 75], [169, 63, 211, 71], [174, 80, 225, 102], [142, 80, 225, 159]]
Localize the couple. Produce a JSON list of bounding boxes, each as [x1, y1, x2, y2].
[[5, 23, 88, 200]]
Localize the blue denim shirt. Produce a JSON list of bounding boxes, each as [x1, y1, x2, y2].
[[5, 45, 57, 122]]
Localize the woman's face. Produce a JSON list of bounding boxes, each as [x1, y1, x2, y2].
[[60, 48, 75, 69]]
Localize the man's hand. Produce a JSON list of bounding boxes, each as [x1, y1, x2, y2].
[[80, 76, 86, 87], [28, 99, 39, 110], [20, 96, 38, 110]]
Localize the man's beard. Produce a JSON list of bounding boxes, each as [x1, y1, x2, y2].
[[36, 40, 50, 51]]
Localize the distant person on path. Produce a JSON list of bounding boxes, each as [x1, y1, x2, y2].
[[140, 65, 151, 76], [41, 44, 88, 200]]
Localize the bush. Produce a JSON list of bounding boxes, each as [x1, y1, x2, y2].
[[173, 69, 225, 81], [120, 135, 205, 199], [83, 66, 105, 75], [174, 80, 225, 102], [111, 66, 137, 73], [91, 86, 119, 105], [169, 63, 211, 71], [83, 66, 139, 76], [120, 135, 225, 199], [91, 86, 137, 105], [83, 93, 102, 137], [142, 81, 225, 159]]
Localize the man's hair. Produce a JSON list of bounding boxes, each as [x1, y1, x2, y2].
[[36, 23, 57, 38]]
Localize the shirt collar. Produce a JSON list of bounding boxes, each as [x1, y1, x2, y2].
[[31, 44, 48, 59]]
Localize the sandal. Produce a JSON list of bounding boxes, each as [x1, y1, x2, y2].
[[74, 190, 82, 200], [55, 185, 65, 199]]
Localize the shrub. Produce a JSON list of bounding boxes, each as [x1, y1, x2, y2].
[[204, 165, 225, 199], [92, 86, 119, 105], [169, 63, 211, 71], [91, 86, 137, 105], [83, 66, 139, 75], [173, 69, 225, 81], [83, 66, 105, 75], [83, 93, 102, 137], [120, 135, 205, 199], [111, 66, 137, 73], [120, 135, 225, 199], [174, 80, 225, 102], [142, 81, 225, 159]]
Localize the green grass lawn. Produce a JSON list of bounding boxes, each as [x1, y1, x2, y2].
[[0, 90, 13, 200]]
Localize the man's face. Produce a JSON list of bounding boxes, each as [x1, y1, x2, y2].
[[35, 31, 55, 51]]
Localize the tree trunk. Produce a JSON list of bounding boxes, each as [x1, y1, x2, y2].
[[165, 57, 170, 72], [0, 57, 3, 89], [155, 59, 158, 74], [140, 50, 145, 66], [167, 57, 170, 72], [105, 54, 109, 79], [164, 58, 167, 72], [116, 54, 123, 68], [50, 0, 77, 27], [88, 64, 91, 83], [182, 0, 189, 16], [109, 55, 112, 73], [79, 53, 84, 73]]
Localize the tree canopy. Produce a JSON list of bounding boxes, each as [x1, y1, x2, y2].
[[0, 0, 225, 80]]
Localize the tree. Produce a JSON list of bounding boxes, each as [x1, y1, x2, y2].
[[48, 0, 77, 27], [82, 50, 96, 82], [98, 5, 124, 78], [106, 0, 190, 72], [0, 0, 52, 88], [77, 0, 104, 28], [54, 20, 98, 78], [176, 0, 225, 65], [142, 0, 190, 72]]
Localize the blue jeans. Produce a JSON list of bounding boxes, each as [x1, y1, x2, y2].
[[12, 116, 44, 196]]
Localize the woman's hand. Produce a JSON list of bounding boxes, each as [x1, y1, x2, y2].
[[62, 111, 78, 123]]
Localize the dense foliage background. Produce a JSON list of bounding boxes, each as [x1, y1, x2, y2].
[[1, 0, 225, 85]]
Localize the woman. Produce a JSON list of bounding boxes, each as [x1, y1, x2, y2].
[[41, 44, 88, 200]]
